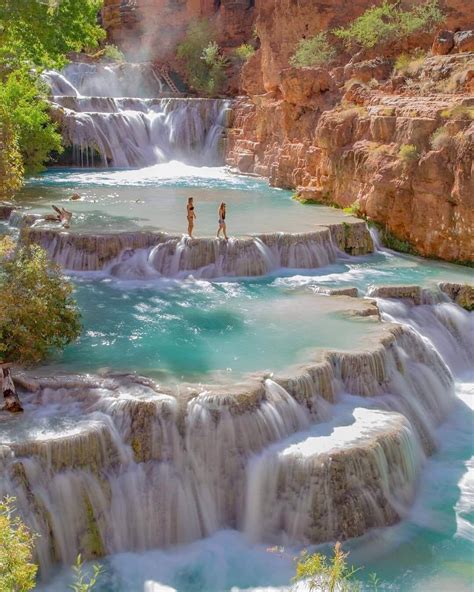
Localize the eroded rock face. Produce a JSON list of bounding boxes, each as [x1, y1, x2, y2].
[[101, 0, 255, 62], [439, 282, 474, 310]]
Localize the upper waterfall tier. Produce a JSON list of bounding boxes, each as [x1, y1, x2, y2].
[[44, 64, 231, 168]]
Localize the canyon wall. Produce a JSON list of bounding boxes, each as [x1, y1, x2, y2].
[[226, 0, 474, 262]]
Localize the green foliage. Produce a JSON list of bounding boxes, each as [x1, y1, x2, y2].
[[0, 107, 24, 198], [398, 143, 419, 163], [0, 497, 37, 592], [233, 43, 256, 63], [440, 105, 474, 120], [333, 0, 443, 49], [0, 68, 63, 174], [177, 19, 228, 96], [343, 200, 362, 217], [70, 554, 103, 592], [293, 543, 361, 592], [369, 221, 417, 254], [393, 50, 426, 76], [101, 44, 125, 62], [0, 0, 105, 73], [289, 32, 336, 68], [293, 543, 382, 591], [0, 238, 81, 366]]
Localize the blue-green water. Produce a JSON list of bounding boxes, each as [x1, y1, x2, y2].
[[13, 164, 350, 235], [8, 167, 474, 591], [43, 278, 377, 381]]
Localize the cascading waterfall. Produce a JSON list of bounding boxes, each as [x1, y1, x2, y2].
[[0, 308, 465, 575], [44, 64, 231, 167], [21, 227, 343, 277]]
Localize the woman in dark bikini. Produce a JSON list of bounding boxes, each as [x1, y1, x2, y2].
[[187, 197, 196, 237], [217, 202, 228, 240]]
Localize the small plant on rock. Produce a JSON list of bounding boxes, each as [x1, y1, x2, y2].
[[398, 143, 419, 163], [290, 32, 336, 68], [430, 126, 451, 150], [233, 43, 256, 63], [70, 554, 103, 592]]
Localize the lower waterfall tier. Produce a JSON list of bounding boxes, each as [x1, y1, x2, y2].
[[0, 306, 460, 574], [20, 221, 373, 276]]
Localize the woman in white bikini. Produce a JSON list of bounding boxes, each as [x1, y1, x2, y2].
[[217, 202, 228, 240]]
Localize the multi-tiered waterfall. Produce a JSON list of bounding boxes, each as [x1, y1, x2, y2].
[[1, 293, 471, 577], [44, 63, 231, 168]]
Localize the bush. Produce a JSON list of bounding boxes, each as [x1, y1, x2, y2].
[[233, 43, 256, 63], [293, 542, 381, 591], [177, 19, 228, 95], [0, 239, 81, 366], [70, 554, 103, 592], [398, 143, 419, 163], [333, 0, 443, 49], [102, 44, 125, 62], [394, 50, 426, 76], [440, 105, 474, 120], [430, 126, 451, 150], [0, 497, 37, 592], [290, 32, 336, 68]]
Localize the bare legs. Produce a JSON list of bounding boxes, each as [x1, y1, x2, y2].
[[188, 218, 194, 238], [217, 222, 228, 240]]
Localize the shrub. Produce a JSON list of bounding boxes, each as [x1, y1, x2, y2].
[[70, 554, 103, 592], [440, 105, 474, 120], [398, 143, 419, 163], [0, 497, 37, 592], [430, 126, 451, 150], [177, 19, 227, 95], [233, 43, 256, 63], [290, 32, 336, 68], [333, 0, 443, 49], [394, 50, 426, 76], [102, 44, 125, 62], [343, 200, 363, 217], [293, 542, 382, 591], [0, 239, 81, 366]]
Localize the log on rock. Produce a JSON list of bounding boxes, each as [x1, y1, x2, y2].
[[1, 364, 24, 412]]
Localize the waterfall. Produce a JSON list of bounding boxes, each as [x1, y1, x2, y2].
[[44, 64, 231, 167], [21, 228, 343, 277], [0, 314, 463, 574]]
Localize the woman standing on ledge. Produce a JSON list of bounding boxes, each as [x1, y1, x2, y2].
[[217, 202, 228, 240], [187, 197, 196, 237]]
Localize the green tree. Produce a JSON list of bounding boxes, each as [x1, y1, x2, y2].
[[176, 19, 227, 95], [290, 32, 336, 68], [0, 237, 81, 412], [0, 107, 24, 199], [0, 0, 105, 73], [0, 69, 63, 175], [0, 497, 37, 592], [0, 0, 105, 180]]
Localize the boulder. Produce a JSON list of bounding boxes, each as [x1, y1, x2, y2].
[[454, 30, 474, 53], [431, 30, 454, 55]]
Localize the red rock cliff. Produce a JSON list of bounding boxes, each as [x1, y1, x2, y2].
[[227, 0, 474, 262]]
